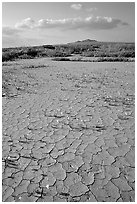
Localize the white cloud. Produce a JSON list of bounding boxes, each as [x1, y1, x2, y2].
[[15, 18, 36, 29], [3, 16, 129, 37], [37, 16, 128, 30], [38, 17, 82, 29], [71, 4, 82, 10]]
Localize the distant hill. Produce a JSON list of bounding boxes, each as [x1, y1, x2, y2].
[[67, 39, 98, 45], [2, 39, 135, 62]]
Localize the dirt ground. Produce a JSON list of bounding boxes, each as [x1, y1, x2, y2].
[[2, 58, 135, 202]]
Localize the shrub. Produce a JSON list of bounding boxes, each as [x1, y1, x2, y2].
[[2, 52, 16, 62], [43, 45, 55, 49], [82, 52, 94, 57], [26, 48, 38, 57], [118, 51, 135, 58], [97, 57, 129, 62], [52, 57, 71, 61]]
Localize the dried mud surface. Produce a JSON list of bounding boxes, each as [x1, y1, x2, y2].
[[2, 59, 135, 202]]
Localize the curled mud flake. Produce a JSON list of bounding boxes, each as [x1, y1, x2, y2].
[[118, 114, 130, 120], [50, 147, 64, 159], [114, 122, 123, 131], [93, 124, 107, 132], [42, 156, 56, 167], [104, 96, 123, 106], [68, 196, 81, 202], [70, 155, 84, 170], [108, 101, 121, 106], [41, 143, 55, 154], [46, 184, 49, 189], [7, 152, 20, 161], [35, 188, 43, 195], [54, 111, 65, 118], [5, 159, 19, 169], [118, 110, 133, 120], [123, 108, 133, 116], [59, 192, 70, 196], [122, 96, 135, 106]]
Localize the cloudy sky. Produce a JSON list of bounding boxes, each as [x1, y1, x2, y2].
[[2, 2, 135, 47]]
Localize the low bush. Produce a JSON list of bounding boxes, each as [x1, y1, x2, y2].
[[52, 57, 71, 61], [96, 57, 130, 62], [2, 52, 16, 62], [82, 52, 94, 57], [26, 48, 38, 57], [2, 41, 135, 62], [118, 51, 135, 58]]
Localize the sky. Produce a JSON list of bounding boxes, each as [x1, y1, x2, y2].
[[2, 2, 135, 48]]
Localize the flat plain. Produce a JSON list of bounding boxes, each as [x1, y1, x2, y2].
[[2, 58, 135, 202]]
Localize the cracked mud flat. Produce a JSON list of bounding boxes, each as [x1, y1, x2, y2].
[[2, 58, 135, 202]]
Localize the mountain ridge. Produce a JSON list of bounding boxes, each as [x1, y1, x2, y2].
[[67, 39, 98, 45]]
